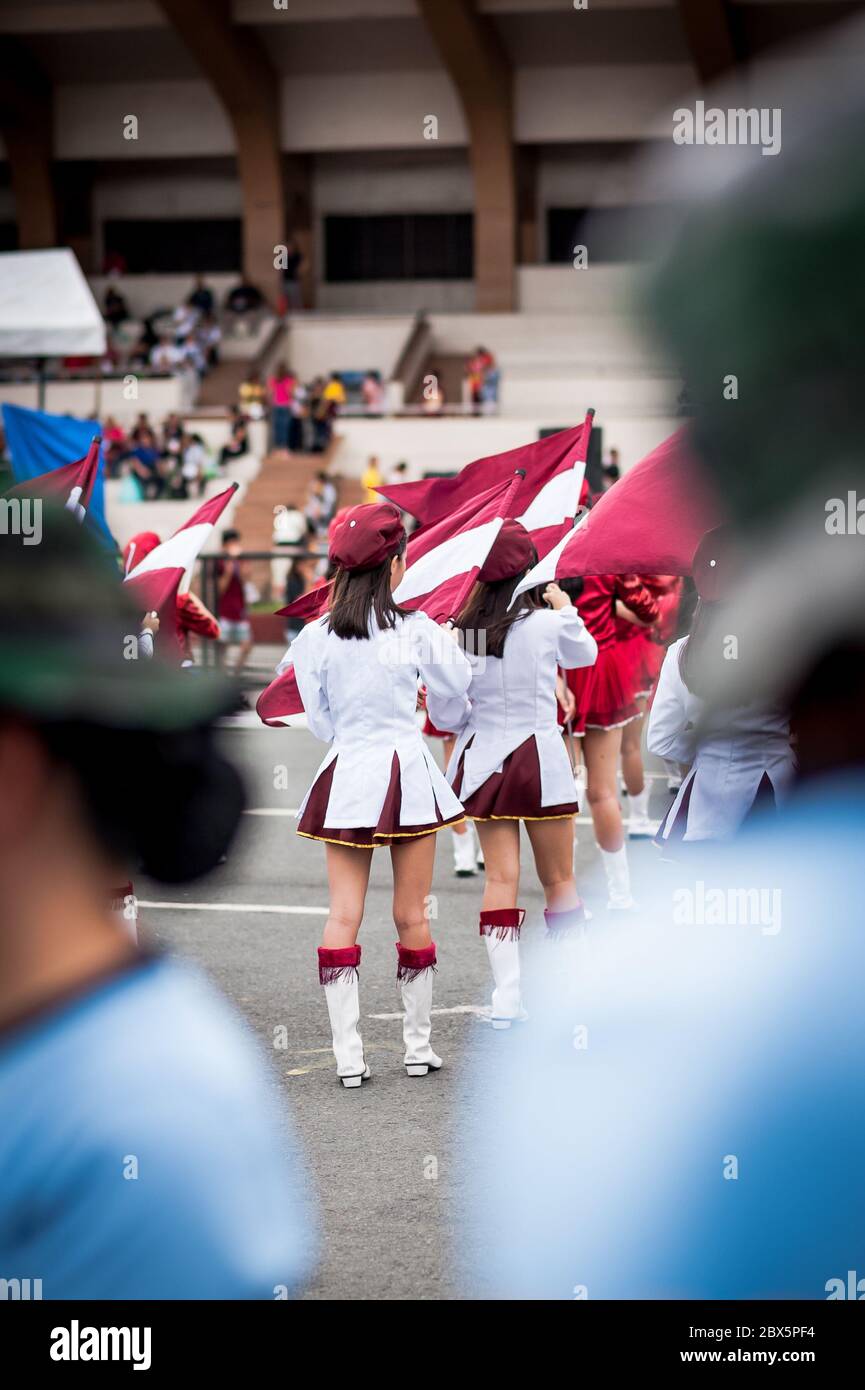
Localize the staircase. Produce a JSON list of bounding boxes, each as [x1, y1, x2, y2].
[[231, 436, 352, 599], [407, 352, 466, 409]]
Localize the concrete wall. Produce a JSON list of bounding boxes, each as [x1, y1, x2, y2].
[[284, 314, 415, 380], [0, 375, 188, 426]]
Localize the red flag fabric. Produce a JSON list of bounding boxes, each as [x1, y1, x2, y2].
[[124, 484, 238, 659], [513, 429, 722, 599], [257, 665, 304, 728], [377, 415, 593, 535], [394, 472, 525, 622], [4, 436, 101, 520]]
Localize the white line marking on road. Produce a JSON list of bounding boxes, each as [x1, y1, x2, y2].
[[138, 900, 327, 916], [244, 807, 299, 816], [368, 1004, 490, 1021]]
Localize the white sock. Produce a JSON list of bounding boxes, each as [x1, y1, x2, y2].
[[628, 786, 650, 819]]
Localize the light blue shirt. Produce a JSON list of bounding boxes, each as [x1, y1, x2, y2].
[[0, 956, 316, 1299]]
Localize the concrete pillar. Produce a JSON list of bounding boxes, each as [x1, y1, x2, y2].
[[417, 0, 516, 312], [0, 41, 58, 248]]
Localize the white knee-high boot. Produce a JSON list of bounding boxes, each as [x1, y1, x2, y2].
[[479, 909, 527, 1029], [600, 845, 636, 910], [111, 880, 138, 945], [397, 943, 441, 1076], [627, 785, 654, 838], [319, 945, 370, 1088]]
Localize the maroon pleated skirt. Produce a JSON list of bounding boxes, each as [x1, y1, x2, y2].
[[297, 752, 463, 849], [561, 642, 641, 734], [452, 734, 578, 822]]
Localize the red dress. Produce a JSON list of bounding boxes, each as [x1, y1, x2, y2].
[[562, 575, 658, 733]]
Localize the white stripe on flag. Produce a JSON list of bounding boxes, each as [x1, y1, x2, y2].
[[517, 462, 585, 531], [394, 517, 503, 604], [123, 521, 212, 591]]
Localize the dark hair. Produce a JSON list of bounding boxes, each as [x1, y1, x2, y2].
[[679, 599, 730, 699], [558, 576, 585, 603], [222, 528, 240, 544], [327, 537, 408, 640], [454, 551, 542, 660]]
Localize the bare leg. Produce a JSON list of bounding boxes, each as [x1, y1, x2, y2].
[[391, 833, 436, 948], [475, 819, 521, 913], [620, 704, 646, 797], [584, 727, 625, 852], [233, 638, 254, 677], [322, 843, 372, 947], [525, 817, 579, 912]]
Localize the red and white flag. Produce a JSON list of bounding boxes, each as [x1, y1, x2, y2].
[[394, 470, 526, 621], [4, 436, 101, 522], [377, 412, 593, 559], [258, 471, 528, 726], [124, 484, 238, 655], [511, 428, 722, 602]]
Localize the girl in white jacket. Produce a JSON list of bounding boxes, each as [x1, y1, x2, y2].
[[647, 527, 796, 847], [290, 503, 472, 1086], [428, 520, 598, 1027]]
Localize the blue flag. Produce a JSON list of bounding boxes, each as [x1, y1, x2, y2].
[[2, 402, 115, 548]]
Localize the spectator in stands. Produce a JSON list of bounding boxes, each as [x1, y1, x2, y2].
[[600, 447, 621, 492], [187, 275, 215, 318], [361, 455, 382, 504], [361, 370, 385, 416], [103, 286, 129, 328], [181, 331, 206, 377], [385, 459, 409, 485], [267, 361, 296, 450], [150, 335, 183, 373], [197, 314, 222, 370], [161, 412, 183, 463], [282, 554, 320, 644], [216, 529, 254, 678], [323, 372, 346, 413], [102, 416, 127, 478], [280, 236, 305, 314], [290, 379, 308, 452], [127, 429, 164, 500], [219, 407, 250, 469], [180, 432, 209, 499], [465, 345, 496, 415], [173, 302, 199, 343], [130, 412, 153, 445], [225, 279, 264, 316], [240, 369, 267, 419], [271, 500, 309, 599]]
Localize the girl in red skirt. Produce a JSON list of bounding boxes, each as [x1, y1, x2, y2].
[[429, 521, 597, 1028], [290, 503, 472, 1087], [558, 573, 658, 909]]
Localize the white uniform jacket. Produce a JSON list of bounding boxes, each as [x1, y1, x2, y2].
[[429, 604, 598, 807], [647, 638, 797, 842], [291, 611, 471, 829]]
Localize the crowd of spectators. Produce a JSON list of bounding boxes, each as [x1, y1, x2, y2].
[[102, 409, 238, 500]]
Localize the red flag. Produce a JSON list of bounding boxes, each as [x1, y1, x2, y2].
[[257, 665, 304, 728], [5, 436, 101, 521], [376, 414, 593, 538], [511, 429, 722, 600], [125, 484, 238, 659], [394, 471, 525, 622]]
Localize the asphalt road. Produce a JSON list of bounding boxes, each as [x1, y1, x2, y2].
[[137, 715, 671, 1300]]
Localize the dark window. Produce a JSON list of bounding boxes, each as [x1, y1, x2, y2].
[[547, 207, 669, 264], [325, 213, 472, 281], [0, 223, 18, 252], [102, 218, 242, 273]]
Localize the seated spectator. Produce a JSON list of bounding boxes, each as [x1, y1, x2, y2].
[[180, 432, 209, 498], [150, 335, 183, 373], [323, 372, 346, 412], [239, 370, 267, 419], [197, 314, 222, 369], [267, 360, 296, 451], [180, 331, 206, 376], [161, 412, 183, 460], [130, 412, 153, 445], [386, 459, 409, 485], [104, 287, 129, 327], [225, 279, 264, 315], [173, 302, 199, 342], [102, 415, 127, 479], [219, 408, 250, 469], [127, 429, 164, 500], [361, 370, 385, 416], [187, 275, 215, 318]]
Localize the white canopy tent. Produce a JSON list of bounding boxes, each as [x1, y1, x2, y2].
[[0, 248, 106, 358]]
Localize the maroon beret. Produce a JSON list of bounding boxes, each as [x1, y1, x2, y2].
[[478, 519, 536, 583], [692, 525, 739, 602], [329, 502, 405, 573]]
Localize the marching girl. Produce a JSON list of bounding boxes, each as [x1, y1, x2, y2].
[[618, 575, 680, 837], [557, 572, 659, 909], [428, 520, 598, 1028], [289, 502, 472, 1087], [647, 528, 796, 848]]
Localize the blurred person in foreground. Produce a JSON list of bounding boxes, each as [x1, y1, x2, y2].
[[456, 20, 865, 1300], [0, 513, 315, 1298]]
